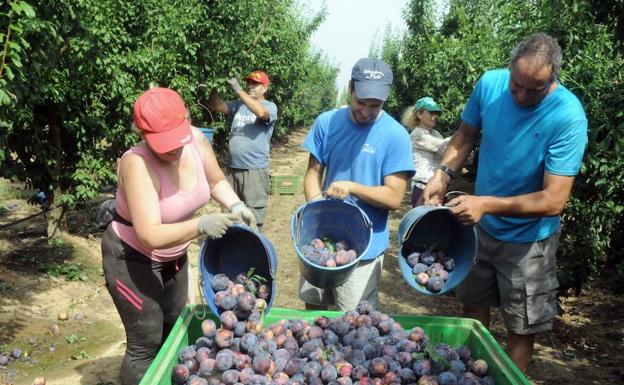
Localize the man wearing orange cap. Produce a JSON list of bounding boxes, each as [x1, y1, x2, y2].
[[209, 70, 278, 231]]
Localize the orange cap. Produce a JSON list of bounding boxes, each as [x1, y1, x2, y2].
[[244, 70, 270, 86]]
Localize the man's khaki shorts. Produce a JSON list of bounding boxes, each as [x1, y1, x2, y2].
[[457, 226, 561, 335], [298, 255, 384, 311]]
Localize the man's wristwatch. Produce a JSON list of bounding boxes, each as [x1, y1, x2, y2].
[[437, 165, 457, 179]]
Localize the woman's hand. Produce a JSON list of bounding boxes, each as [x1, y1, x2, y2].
[[229, 202, 256, 227], [197, 213, 241, 239]]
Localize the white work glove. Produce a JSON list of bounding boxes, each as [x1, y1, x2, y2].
[[197, 213, 241, 239], [226, 78, 243, 93], [229, 202, 256, 227]]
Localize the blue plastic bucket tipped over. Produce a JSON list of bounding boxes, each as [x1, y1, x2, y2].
[[397, 205, 477, 296], [291, 198, 373, 289], [199, 224, 277, 316]]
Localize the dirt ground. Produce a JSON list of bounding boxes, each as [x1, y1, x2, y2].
[[1, 128, 623, 385]]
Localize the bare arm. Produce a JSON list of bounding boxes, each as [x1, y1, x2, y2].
[[236, 89, 270, 121], [208, 90, 229, 115], [304, 151, 410, 209], [119, 153, 202, 250], [327, 172, 410, 210], [303, 155, 324, 201], [447, 172, 576, 225], [438, 122, 479, 173], [423, 122, 480, 205]]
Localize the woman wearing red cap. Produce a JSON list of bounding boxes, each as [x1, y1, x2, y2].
[[101, 87, 255, 385]]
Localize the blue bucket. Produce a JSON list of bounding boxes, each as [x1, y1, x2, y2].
[[291, 198, 373, 288], [397, 205, 477, 296], [199, 127, 215, 144], [199, 224, 277, 316]]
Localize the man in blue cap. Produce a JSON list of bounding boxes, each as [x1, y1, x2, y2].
[[299, 58, 415, 311]]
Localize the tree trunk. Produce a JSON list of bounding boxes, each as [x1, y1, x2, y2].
[[46, 188, 65, 238], [46, 106, 66, 239]]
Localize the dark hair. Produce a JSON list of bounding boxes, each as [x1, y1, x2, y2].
[[510, 33, 562, 81]]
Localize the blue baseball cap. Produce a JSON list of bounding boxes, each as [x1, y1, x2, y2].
[[351, 58, 393, 101]]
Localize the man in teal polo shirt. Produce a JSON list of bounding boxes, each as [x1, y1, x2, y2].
[[423, 33, 588, 372]]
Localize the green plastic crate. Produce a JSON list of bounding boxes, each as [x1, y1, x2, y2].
[[270, 174, 301, 195], [140, 306, 531, 385]]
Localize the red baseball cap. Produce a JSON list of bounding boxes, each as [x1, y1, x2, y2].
[[133, 87, 192, 154], [244, 70, 270, 86]]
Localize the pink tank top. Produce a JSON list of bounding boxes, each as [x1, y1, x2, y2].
[[112, 139, 211, 262]]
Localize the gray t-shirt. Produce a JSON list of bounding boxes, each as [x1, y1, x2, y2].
[[226, 100, 278, 169]]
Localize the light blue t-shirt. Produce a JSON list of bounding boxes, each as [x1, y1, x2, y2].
[[303, 107, 415, 260], [461, 69, 588, 242], [227, 100, 278, 169]]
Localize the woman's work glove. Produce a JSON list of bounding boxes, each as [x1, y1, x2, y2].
[[197, 213, 241, 239], [227, 78, 243, 93], [229, 202, 256, 227]]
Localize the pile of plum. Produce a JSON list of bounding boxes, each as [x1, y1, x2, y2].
[[211, 269, 271, 320], [406, 248, 456, 293], [300, 238, 358, 268], [0, 348, 21, 366], [172, 301, 496, 385]]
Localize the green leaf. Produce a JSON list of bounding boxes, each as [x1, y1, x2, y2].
[[9, 1, 23, 13], [322, 237, 335, 253], [250, 275, 267, 284], [0, 89, 11, 105], [66, 334, 88, 344], [71, 350, 93, 360], [21, 2, 35, 18], [424, 342, 449, 370], [4, 66, 14, 81]]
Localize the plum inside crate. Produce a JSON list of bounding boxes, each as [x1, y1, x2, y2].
[[270, 174, 301, 195], [142, 306, 533, 385]]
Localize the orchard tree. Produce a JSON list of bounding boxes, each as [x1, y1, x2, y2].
[[0, 0, 337, 237], [380, 0, 624, 293]]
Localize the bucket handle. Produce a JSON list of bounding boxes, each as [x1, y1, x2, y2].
[[444, 190, 469, 204], [343, 196, 373, 228], [235, 223, 278, 279], [263, 241, 278, 278], [293, 203, 308, 245], [401, 191, 470, 243], [193, 269, 208, 321], [401, 205, 454, 243], [294, 194, 372, 244], [294, 192, 330, 244]]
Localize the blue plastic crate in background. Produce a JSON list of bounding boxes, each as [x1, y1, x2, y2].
[[199, 127, 214, 143]]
